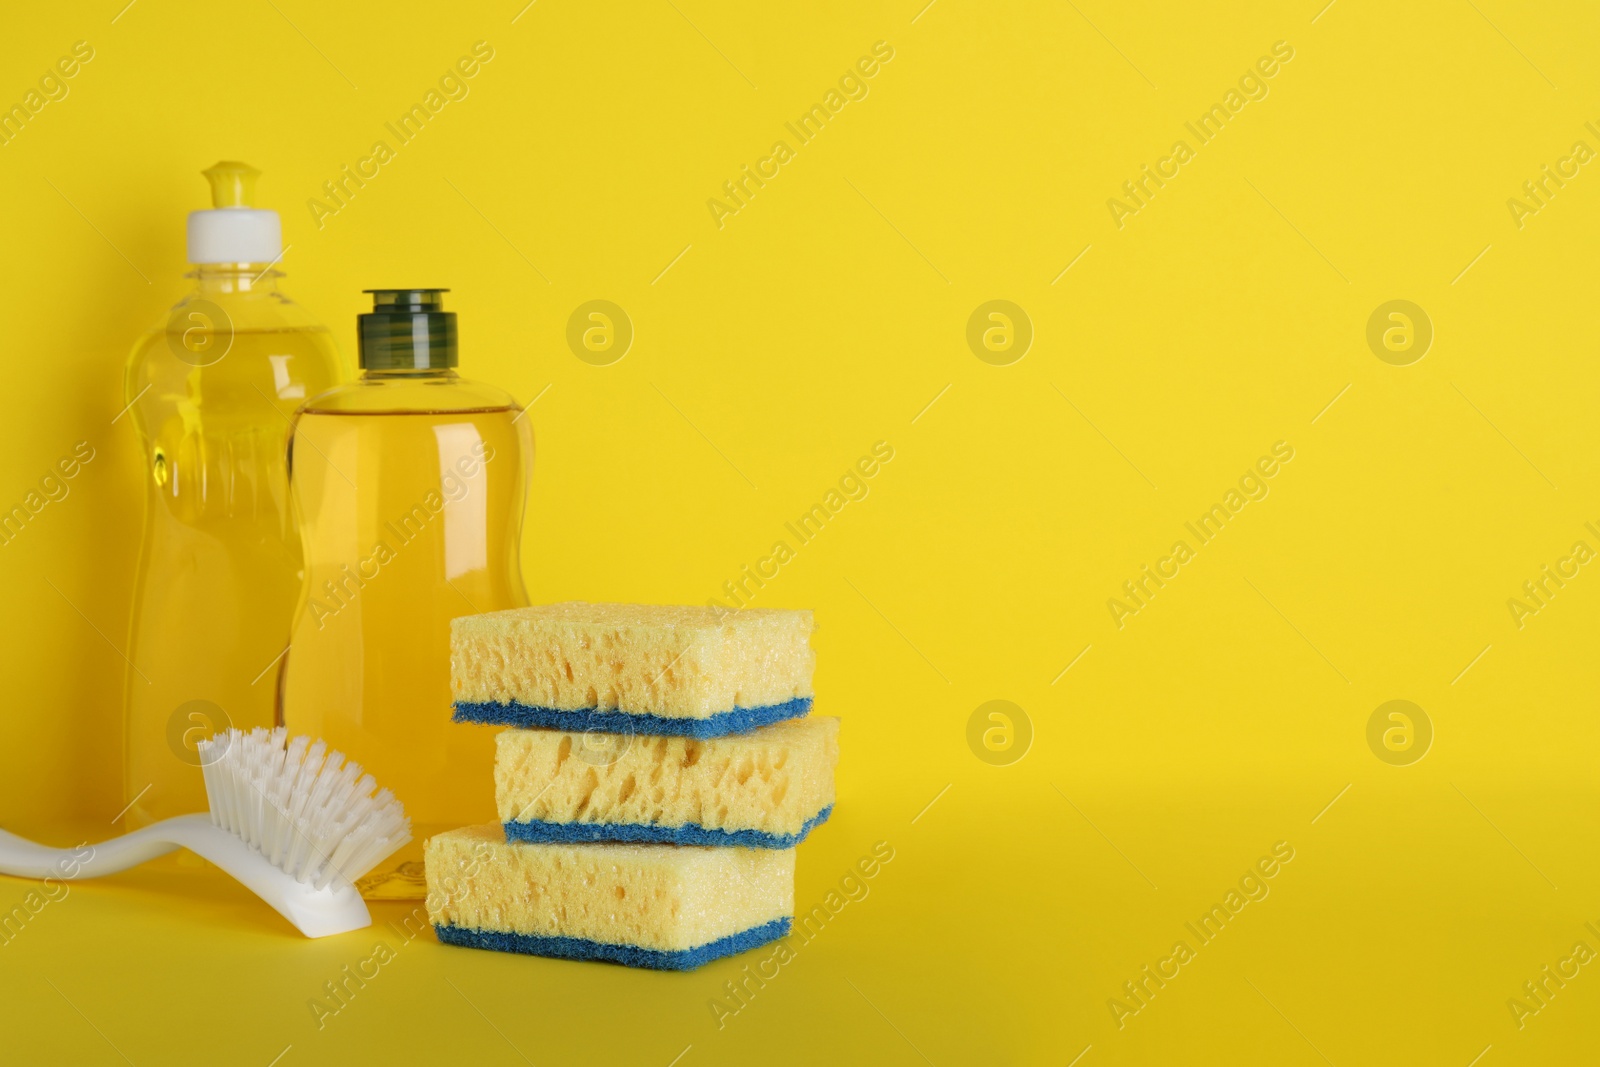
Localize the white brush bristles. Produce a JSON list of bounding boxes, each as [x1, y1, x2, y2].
[[196, 727, 411, 891]]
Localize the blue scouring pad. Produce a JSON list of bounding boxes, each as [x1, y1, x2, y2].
[[434, 917, 792, 971], [452, 696, 812, 738], [504, 805, 832, 850]]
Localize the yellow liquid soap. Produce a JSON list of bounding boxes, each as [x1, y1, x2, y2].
[[283, 290, 531, 899], [124, 162, 344, 830], [124, 283, 341, 828]]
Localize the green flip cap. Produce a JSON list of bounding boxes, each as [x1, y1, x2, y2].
[[359, 289, 457, 370]]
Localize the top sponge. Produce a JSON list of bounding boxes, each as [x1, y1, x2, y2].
[[452, 602, 816, 738]]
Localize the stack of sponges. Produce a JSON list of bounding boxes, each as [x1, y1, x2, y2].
[[425, 602, 838, 970]]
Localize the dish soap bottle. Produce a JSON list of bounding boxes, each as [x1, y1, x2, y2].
[[284, 289, 532, 898], [123, 162, 343, 828]]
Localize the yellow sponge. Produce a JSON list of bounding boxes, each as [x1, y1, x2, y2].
[[425, 824, 794, 969], [496, 716, 839, 848], [451, 602, 816, 738]]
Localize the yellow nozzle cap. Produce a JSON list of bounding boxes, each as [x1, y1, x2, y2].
[[201, 161, 261, 208]]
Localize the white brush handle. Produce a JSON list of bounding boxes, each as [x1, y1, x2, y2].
[[0, 815, 372, 939]]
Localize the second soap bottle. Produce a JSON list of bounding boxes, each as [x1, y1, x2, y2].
[[283, 290, 532, 897]]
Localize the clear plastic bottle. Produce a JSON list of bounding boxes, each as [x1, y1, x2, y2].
[[123, 163, 343, 827], [284, 289, 532, 898]]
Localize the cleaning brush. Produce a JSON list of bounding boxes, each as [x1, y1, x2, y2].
[[199, 727, 410, 892], [0, 727, 410, 938]]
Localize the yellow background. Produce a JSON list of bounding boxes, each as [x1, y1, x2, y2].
[[1, 0, 1597, 1063]]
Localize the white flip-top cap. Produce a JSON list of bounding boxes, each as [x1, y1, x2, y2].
[[186, 161, 282, 264]]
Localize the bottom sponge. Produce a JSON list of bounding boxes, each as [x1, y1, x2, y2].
[[425, 824, 794, 971], [435, 918, 792, 971]]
